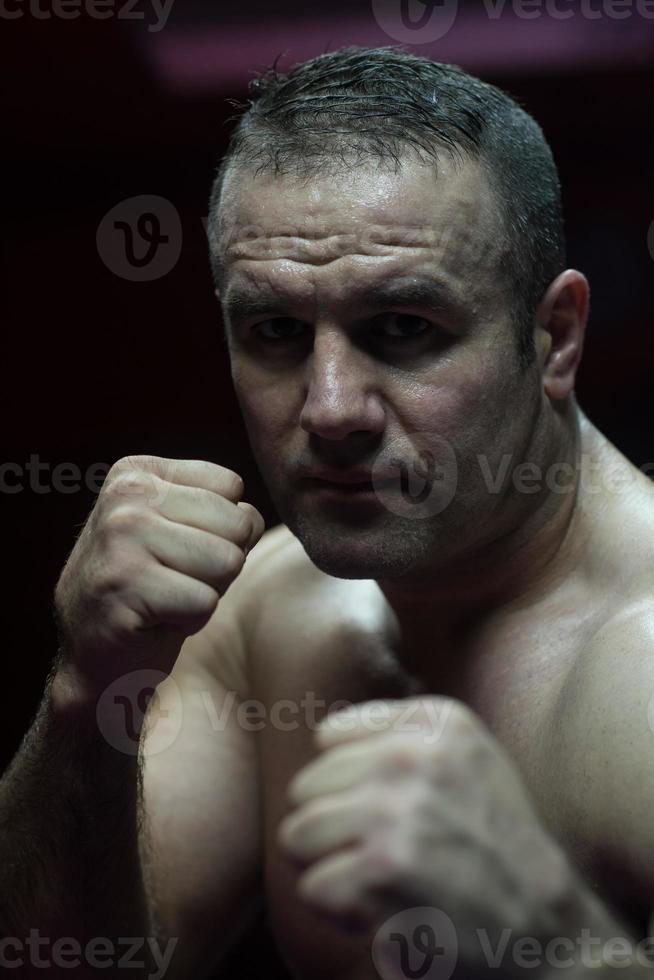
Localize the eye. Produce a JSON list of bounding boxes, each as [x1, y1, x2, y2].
[[371, 314, 433, 339], [252, 318, 307, 343]]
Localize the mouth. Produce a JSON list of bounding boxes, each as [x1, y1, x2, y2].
[[301, 476, 398, 494]]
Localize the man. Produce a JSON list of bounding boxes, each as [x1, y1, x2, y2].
[[1, 45, 653, 980]]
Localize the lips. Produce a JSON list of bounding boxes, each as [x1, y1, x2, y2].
[[302, 468, 376, 484], [314, 479, 376, 492], [300, 469, 398, 491]]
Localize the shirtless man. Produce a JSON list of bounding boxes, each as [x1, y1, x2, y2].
[[2, 46, 654, 980]]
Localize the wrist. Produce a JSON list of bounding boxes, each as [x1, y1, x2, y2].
[[49, 650, 169, 761], [50, 651, 105, 715], [534, 867, 641, 978]]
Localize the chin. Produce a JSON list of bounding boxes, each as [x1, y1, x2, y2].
[[286, 510, 442, 582]]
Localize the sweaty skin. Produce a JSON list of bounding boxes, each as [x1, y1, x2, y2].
[[147, 156, 654, 979]]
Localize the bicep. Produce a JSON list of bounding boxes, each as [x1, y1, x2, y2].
[[140, 613, 262, 975]]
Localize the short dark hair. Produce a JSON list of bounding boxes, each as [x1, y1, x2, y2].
[[208, 45, 566, 365]]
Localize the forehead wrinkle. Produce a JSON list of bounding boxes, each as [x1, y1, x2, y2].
[[215, 160, 504, 300], [223, 225, 444, 268], [223, 262, 319, 323], [218, 160, 506, 318], [222, 232, 506, 330]]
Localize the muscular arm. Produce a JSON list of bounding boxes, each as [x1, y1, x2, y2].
[[0, 659, 158, 974], [0, 456, 267, 979], [0, 573, 262, 979], [140, 582, 263, 977]]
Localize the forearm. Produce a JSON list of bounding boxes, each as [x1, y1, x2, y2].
[[492, 864, 653, 979], [0, 656, 168, 975], [534, 879, 653, 979]]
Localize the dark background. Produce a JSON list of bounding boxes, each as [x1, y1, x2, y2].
[[1, 0, 652, 779]]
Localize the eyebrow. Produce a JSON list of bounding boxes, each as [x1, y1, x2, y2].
[[223, 278, 465, 326]]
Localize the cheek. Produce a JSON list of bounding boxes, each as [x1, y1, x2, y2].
[[394, 360, 521, 462], [393, 371, 486, 441], [234, 382, 293, 455]]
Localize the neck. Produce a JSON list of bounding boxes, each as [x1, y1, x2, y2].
[[377, 402, 593, 655]]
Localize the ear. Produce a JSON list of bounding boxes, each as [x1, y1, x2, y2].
[[536, 270, 589, 401]]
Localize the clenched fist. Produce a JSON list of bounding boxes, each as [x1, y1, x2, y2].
[[53, 455, 264, 692], [280, 698, 573, 975]]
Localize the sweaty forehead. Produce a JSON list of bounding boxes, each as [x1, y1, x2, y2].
[[214, 157, 506, 306]]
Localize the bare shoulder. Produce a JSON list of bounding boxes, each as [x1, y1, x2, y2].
[[544, 428, 654, 837], [196, 523, 391, 697], [230, 522, 387, 627], [548, 593, 654, 856], [567, 425, 654, 686], [567, 598, 654, 717], [559, 445, 654, 728]]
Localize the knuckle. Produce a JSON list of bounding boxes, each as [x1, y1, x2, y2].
[[102, 504, 145, 537], [293, 799, 321, 835], [223, 469, 245, 500], [191, 582, 219, 616], [363, 840, 411, 889], [383, 743, 422, 772], [231, 507, 253, 545], [220, 542, 246, 580], [108, 455, 146, 480], [104, 471, 150, 501], [105, 603, 143, 640], [96, 553, 145, 595]]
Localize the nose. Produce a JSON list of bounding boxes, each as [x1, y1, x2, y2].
[[299, 326, 386, 441]]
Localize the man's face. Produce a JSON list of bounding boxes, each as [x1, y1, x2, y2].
[[216, 155, 545, 580]]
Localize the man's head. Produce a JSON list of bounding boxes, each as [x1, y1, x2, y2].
[[209, 45, 567, 365], [207, 47, 588, 582]]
